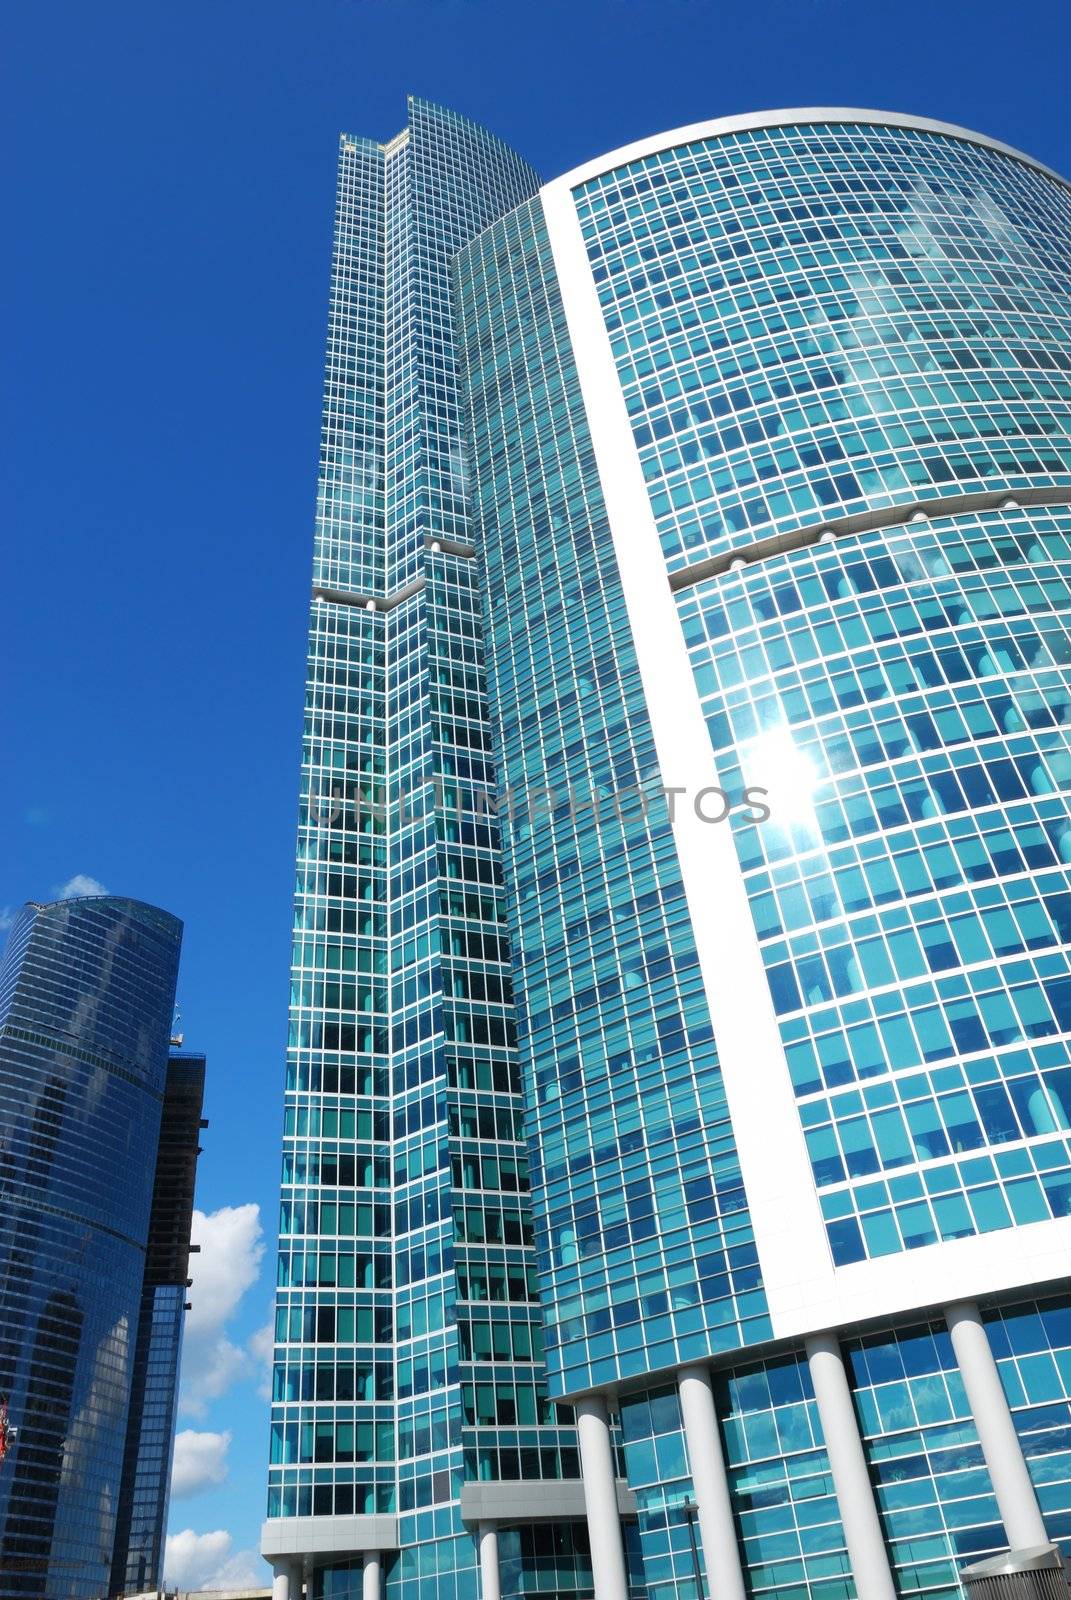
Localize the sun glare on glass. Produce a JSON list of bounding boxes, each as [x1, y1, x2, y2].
[[746, 726, 822, 834]]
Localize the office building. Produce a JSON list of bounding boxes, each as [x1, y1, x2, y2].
[[111, 1050, 207, 1596], [456, 110, 1071, 1600], [0, 896, 184, 1599], [263, 99, 620, 1600], [270, 102, 1071, 1600]]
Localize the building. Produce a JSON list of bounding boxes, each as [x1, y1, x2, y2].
[[455, 111, 1071, 1600], [268, 102, 1071, 1600], [0, 896, 183, 1599], [125, 1589, 270, 1600], [263, 98, 625, 1600], [111, 1050, 207, 1596], [0, 899, 204, 1600]]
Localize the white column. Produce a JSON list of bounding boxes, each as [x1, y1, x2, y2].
[[272, 1561, 302, 1600], [806, 1332, 896, 1600], [677, 1364, 745, 1600], [576, 1394, 629, 1600], [478, 1521, 501, 1600], [945, 1301, 1048, 1548], [362, 1549, 381, 1600]]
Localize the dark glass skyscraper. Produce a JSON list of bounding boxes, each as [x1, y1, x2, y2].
[[273, 100, 1071, 1600], [110, 1049, 206, 1597], [0, 896, 182, 1600]]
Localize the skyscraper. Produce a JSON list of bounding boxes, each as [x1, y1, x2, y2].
[[0, 896, 184, 1600], [272, 101, 1071, 1600], [455, 111, 1071, 1600], [263, 100, 626, 1600], [110, 1049, 206, 1597]]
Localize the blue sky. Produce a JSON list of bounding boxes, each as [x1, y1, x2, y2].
[[4, 0, 1071, 1583]]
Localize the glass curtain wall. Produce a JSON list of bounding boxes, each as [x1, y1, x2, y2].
[[268, 99, 608, 1600]]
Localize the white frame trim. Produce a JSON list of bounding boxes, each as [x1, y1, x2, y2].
[[544, 107, 1068, 199]]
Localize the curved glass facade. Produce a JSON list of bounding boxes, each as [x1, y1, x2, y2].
[[455, 113, 1071, 1600], [686, 505, 1071, 1265], [0, 895, 181, 1600], [581, 120, 1071, 574], [573, 120, 1071, 1269]]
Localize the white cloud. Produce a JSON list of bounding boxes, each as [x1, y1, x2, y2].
[[54, 873, 107, 899], [180, 1337, 248, 1418], [0, 908, 14, 933], [164, 1529, 262, 1590], [179, 1204, 265, 1417], [170, 1429, 231, 1499], [187, 1204, 265, 1336]]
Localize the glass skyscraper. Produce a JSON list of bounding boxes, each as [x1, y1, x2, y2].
[[110, 1048, 206, 1596], [270, 104, 1071, 1600], [0, 896, 184, 1600], [264, 99, 626, 1600]]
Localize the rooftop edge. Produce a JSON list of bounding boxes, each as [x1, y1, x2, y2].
[[542, 106, 1070, 197]]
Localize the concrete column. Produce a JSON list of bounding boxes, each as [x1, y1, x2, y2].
[[362, 1550, 381, 1600], [272, 1561, 302, 1600], [945, 1301, 1048, 1549], [576, 1394, 629, 1600], [677, 1364, 746, 1600], [479, 1521, 501, 1600], [806, 1331, 896, 1600]]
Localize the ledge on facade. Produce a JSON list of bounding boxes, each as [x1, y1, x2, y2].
[[423, 534, 476, 558], [667, 485, 1071, 593], [260, 1512, 399, 1559], [459, 1478, 637, 1525], [312, 576, 425, 613]]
